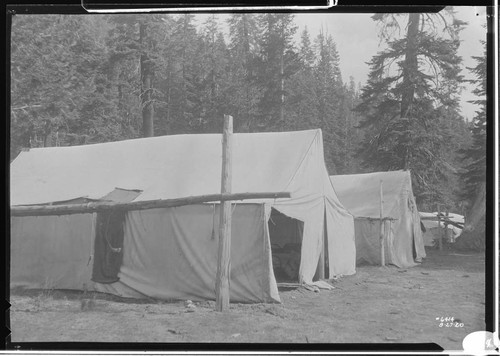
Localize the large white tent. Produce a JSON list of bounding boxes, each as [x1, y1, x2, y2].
[[11, 129, 356, 303], [330, 170, 426, 268]]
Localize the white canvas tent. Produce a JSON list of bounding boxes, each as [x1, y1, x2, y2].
[[330, 171, 426, 268], [420, 212, 464, 246], [10, 129, 356, 303]]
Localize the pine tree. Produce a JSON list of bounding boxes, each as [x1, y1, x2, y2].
[[226, 14, 260, 131], [193, 15, 230, 133], [285, 27, 319, 132], [354, 9, 467, 208], [453, 40, 487, 251], [10, 15, 112, 158], [167, 14, 199, 134], [105, 14, 167, 138], [314, 31, 344, 173], [460, 42, 486, 204], [256, 13, 299, 131]]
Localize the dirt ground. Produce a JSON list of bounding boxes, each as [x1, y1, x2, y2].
[[8, 248, 486, 350]]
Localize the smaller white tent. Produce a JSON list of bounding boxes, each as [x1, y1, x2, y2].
[[330, 170, 426, 268], [420, 212, 464, 246]]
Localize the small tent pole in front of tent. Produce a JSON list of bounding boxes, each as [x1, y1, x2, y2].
[[380, 180, 385, 266], [437, 204, 443, 251], [444, 211, 450, 243], [216, 115, 233, 312]]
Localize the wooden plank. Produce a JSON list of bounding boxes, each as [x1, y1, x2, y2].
[[10, 192, 291, 217], [358, 217, 397, 222], [277, 282, 301, 288], [419, 216, 463, 229], [380, 180, 385, 266], [216, 115, 233, 312]]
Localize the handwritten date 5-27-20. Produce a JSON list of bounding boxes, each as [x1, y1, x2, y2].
[[436, 317, 464, 328]]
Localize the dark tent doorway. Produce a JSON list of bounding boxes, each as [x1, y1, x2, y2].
[[268, 208, 304, 283]]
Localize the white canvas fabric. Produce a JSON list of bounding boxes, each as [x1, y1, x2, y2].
[[11, 129, 355, 302], [330, 170, 426, 268]]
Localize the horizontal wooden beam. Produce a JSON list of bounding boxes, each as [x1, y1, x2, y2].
[[420, 216, 464, 229], [358, 216, 397, 222], [11, 192, 291, 217]]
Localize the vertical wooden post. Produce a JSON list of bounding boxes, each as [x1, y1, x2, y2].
[[317, 207, 326, 280], [380, 180, 385, 266], [437, 204, 443, 251], [216, 115, 233, 312], [444, 211, 449, 244]]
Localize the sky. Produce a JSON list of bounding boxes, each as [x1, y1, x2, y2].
[[291, 7, 488, 120], [196, 7, 488, 120]]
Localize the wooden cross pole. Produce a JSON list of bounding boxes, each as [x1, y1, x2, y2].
[[216, 115, 233, 312], [437, 204, 443, 251], [11, 192, 292, 217], [379, 180, 385, 266]]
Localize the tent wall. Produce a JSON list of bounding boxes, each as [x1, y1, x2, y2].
[[387, 199, 419, 267], [11, 204, 280, 303], [11, 213, 95, 290], [409, 197, 426, 261], [352, 219, 383, 265], [325, 197, 356, 276], [353, 194, 424, 267], [331, 170, 425, 268]]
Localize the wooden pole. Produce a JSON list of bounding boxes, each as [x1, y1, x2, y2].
[[317, 207, 326, 280], [419, 216, 463, 229], [437, 204, 443, 251], [10, 192, 290, 217], [216, 115, 233, 312], [380, 180, 385, 266], [444, 211, 449, 244]]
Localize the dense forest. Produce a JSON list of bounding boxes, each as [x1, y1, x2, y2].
[[10, 12, 486, 213]]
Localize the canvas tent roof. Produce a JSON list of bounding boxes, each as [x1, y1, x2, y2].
[[11, 129, 356, 301], [330, 170, 411, 220], [330, 170, 426, 268], [12, 129, 328, 206]]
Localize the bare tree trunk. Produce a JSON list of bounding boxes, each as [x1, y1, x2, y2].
[[280, 50, 284, 127], [463, 182, 486, 232], [401, 13, 420, 170], [42, 119, 53, 147], [140, 22, 154, 138], [454, 182, 486, 251], [279, 21, 285, 129], [401, 13, 420, 119], [165, 63, 171, 134]]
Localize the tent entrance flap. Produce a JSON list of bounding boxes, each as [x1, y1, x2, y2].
[[268, 208, 304, 283], [91, 210, 126, 284], [313, 206, 329, 281]]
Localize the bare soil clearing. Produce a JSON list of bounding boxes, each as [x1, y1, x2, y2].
[[9, 248, 485, 350]]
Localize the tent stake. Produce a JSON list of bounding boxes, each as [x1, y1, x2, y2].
[[216, 115, 233, 312], [380, 180, 385, 266]]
